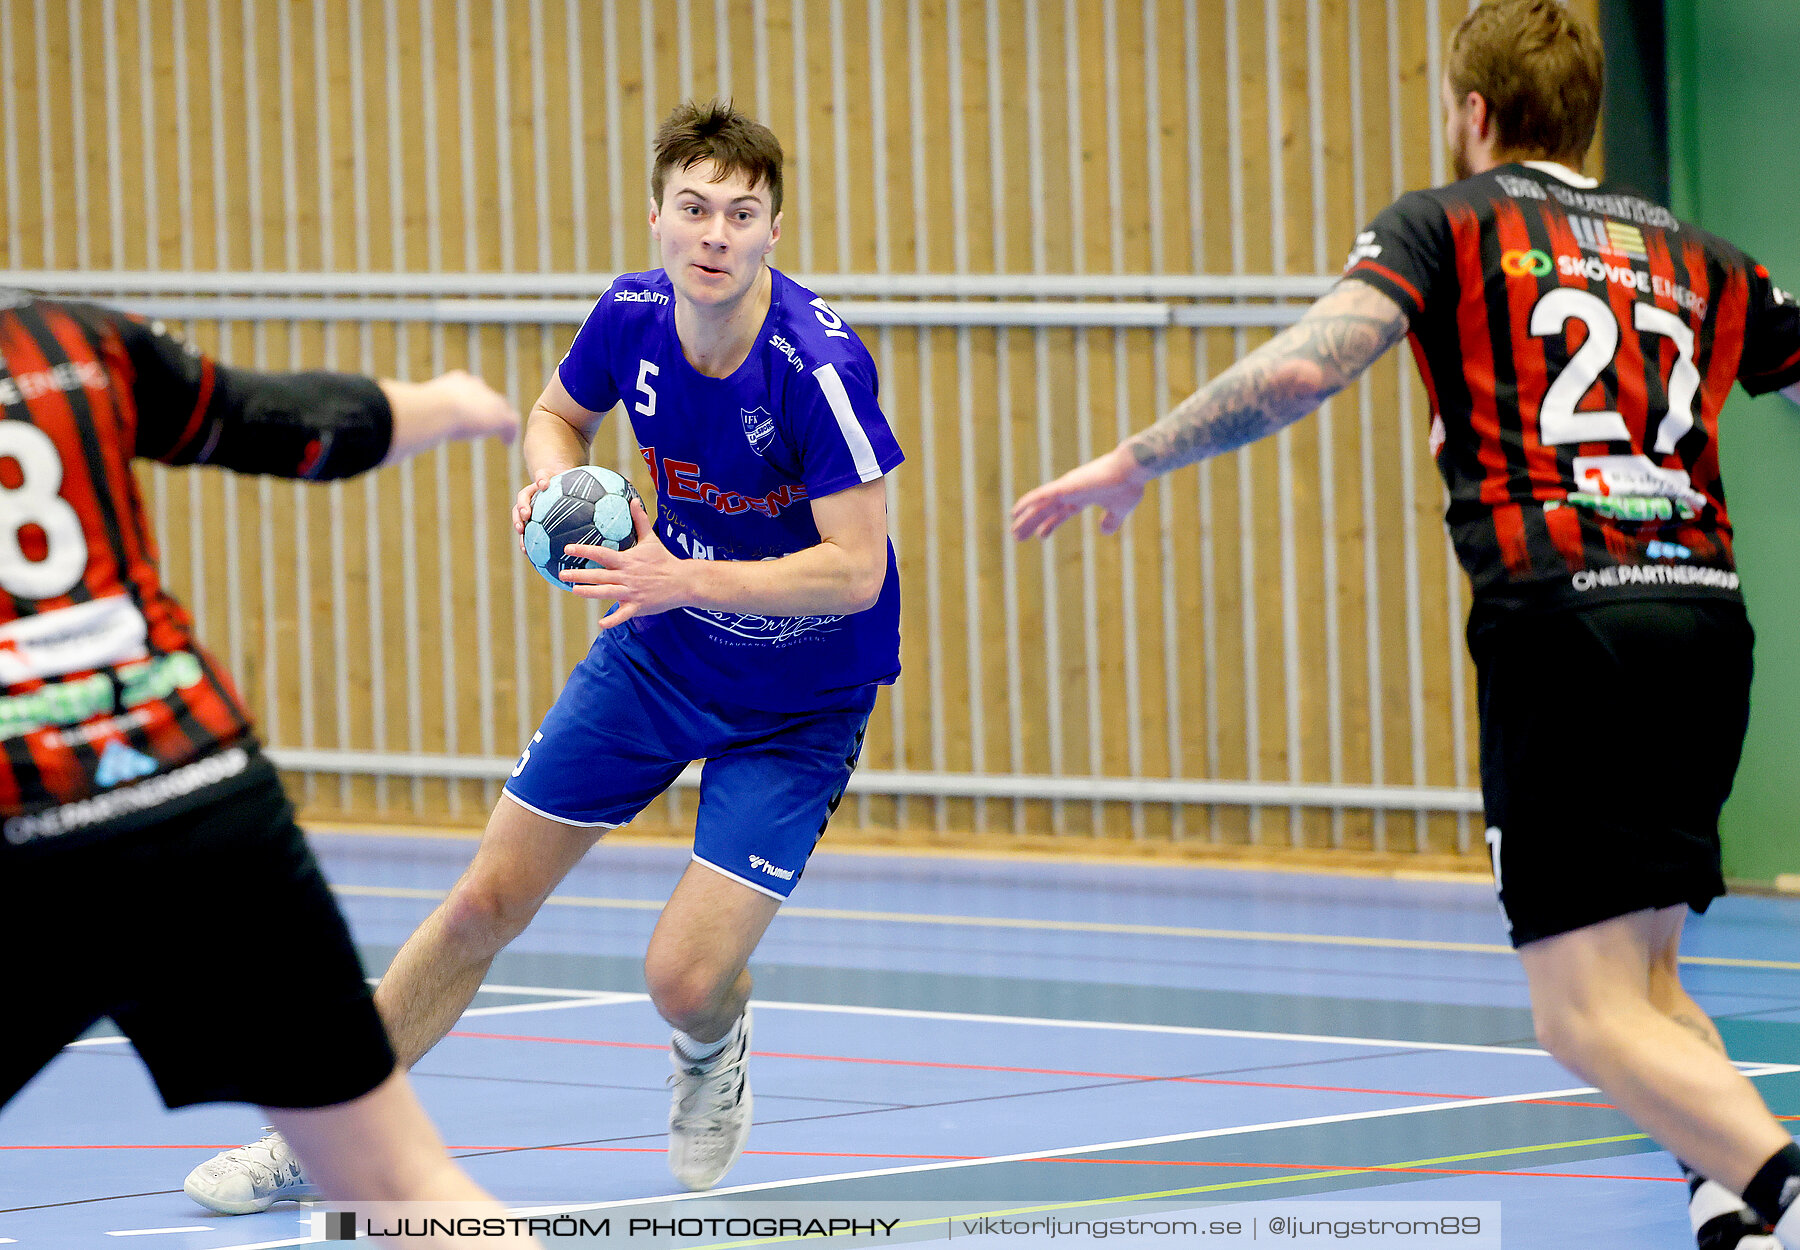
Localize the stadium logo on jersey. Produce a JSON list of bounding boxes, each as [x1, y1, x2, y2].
[[769, 332, 806, 373], [1343, 230, 1382, 271], [613, 288, 670, 304], [740, 406, 776, 456], [1500, 249, 1554, 278]]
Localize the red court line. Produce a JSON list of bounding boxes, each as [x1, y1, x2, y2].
[[445, 1029, 1615, 1111]]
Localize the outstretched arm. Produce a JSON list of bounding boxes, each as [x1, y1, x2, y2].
[[1010, 278, 1410, 540], [115, 301, 518, 477], [377, 370, 519, 466]]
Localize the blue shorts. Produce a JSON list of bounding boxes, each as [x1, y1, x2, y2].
[[502, 627, 874, 900]]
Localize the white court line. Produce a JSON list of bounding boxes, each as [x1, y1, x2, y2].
[[747, 998, 1552, 1058], [189, 993, 1800, 1250], [458, 994, 645, 1019], [59, 987, 643, 1053], [67, 976, 1800, 1250], [201, 1079, 1652, 1249], [504, 1081, 1623, 1216], [465, 982, 639, 1000], [428, 980, 1549, 1058], [369, 977, 648, 1018], [61, 981, 1800, 1071], [105, 1228, 214, 1237]]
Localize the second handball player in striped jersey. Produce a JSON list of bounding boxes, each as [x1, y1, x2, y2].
[[1014, 3, 1800, 1247], [192, 99, 904, 1206], [0, 294, 538, 1244]]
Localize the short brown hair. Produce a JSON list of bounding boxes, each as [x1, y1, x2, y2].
[[1447, 0, 1604, 162], [651, 100, 784, 215]]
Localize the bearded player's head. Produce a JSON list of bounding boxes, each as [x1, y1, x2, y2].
[[1442, 0, 1605, 181]]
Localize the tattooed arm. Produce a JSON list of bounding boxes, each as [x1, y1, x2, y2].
[[1010, 279, 1410, 540]]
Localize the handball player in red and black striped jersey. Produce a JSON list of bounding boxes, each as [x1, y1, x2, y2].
[[0, 293, 541, 1246], [1015, 2, 1800, 1246]]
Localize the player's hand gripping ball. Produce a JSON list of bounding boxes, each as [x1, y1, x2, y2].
[[523, 466, 641, 592]]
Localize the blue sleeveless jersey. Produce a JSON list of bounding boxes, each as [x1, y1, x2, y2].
[[557, 267, 904, 711]]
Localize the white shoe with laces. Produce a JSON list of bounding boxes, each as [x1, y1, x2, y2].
[[667, 1011, 754, 1191], [183, 1128, 316, 1215]]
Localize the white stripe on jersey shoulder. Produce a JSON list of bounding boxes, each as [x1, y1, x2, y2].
[[1521, 160, 1599, 190], [812, 362, 884, 483]]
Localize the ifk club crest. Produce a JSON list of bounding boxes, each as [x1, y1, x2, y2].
[[740, 406, 775, 455]]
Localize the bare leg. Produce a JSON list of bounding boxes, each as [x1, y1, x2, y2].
[[376, 795, 604, 1068], [268, 1070, 540, 1248], [643, 863, 782, 1041], [1644, 908, 1731, 1056], [1520, 906, 1791, 1193]]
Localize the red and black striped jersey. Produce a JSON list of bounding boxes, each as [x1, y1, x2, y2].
[[1344, 161, 1800, 615], [0, 292, 391, 849]]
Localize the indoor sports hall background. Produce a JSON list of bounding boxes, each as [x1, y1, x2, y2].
[[0, 0, 1794, 877], [12, 4, 1800, 1250]]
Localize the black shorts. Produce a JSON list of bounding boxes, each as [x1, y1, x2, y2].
[[0, 754, 396, 1110], [1470, 599, 1752, 948]]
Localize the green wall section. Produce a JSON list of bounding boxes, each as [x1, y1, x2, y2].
[[1666, 0, 1800, 881]]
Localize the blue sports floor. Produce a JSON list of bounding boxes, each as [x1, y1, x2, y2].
[[7, 832, 1800, 1247]]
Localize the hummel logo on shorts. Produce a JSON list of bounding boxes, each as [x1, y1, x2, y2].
[[747, 855, 795, 881]]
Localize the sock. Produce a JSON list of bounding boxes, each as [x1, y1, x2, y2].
[[672, 1018, 738, 1065], [1684, 1161, 1768, 1248], [1744, 1142, 1800, 1230]]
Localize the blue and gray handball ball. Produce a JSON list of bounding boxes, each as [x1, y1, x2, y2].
[[523, 466, 641, 592]]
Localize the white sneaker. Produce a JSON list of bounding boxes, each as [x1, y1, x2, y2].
[[667, 1011, 754, 1191], [183, 1128, 316, 1215]]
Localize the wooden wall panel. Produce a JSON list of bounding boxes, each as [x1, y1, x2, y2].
[[0, 0, 1600, 862]]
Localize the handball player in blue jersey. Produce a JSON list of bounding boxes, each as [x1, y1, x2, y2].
[[192, 100, 903, 1203]]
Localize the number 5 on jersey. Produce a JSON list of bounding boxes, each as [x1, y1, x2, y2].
[[635, 360, 659, 417]]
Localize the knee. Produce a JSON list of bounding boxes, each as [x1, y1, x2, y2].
[[643, 953, 730, 1031], [437, 874, 537, 953], [1530, 1000, 1620, 1074]]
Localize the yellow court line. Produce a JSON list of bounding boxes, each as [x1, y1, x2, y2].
[[697, 1133, 1653, 1248], [329, 884, 1800, 971]]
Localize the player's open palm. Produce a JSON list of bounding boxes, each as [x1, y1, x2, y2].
[[561, 498, 690, 629], [430, 368, 520, 444], [1011, 448, 1146, 541]]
